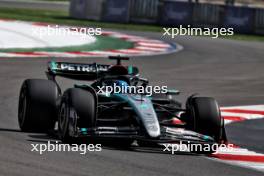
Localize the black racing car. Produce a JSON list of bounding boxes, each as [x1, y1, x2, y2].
[[18, 56, 227, 153]]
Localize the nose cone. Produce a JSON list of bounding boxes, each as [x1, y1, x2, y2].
[[115, 94, 161, 138], [145, 121, 160, 138]]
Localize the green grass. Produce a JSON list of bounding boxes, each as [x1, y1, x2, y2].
[[0, 8, 160, 32], [34, 0, 69, 1], [221, 34, 264, 42], [0, 7, 263, 42]]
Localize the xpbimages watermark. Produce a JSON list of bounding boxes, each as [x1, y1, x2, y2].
[[32, 25, 102, 38], [163, 25, 234, 39], [31, 141, 102, 155], [162, 141, 234, 154], [97, 84, 168, 96]]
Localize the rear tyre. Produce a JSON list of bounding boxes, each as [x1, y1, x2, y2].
[[18, 79, 59, 132], [58, 88, 96, 143]]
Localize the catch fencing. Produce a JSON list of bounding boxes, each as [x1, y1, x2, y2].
[[70, 0, 264, 34]]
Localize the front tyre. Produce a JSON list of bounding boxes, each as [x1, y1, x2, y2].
[[186, 97, 225, 143], [58, 88, 96, 143], [18, 79, 59, 132]]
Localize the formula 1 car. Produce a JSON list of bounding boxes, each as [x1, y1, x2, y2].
[[18, 56, 227, 153]]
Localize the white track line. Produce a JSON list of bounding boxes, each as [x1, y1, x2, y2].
[[210, 105, 264, 172], [0, 19, 182, 58]]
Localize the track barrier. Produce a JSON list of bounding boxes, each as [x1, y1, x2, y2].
[[159, 1, 194, 26], [101, 0, 130, 23], [223, 6, 255, 33], [130, 0, 159, 23], [70, 0, 264, 35], [255, 8, 264, 34]]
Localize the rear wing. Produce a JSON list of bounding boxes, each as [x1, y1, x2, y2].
[[47, 61, 139, 80]]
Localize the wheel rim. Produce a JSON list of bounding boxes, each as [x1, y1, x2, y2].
[[59, 103, 68, 138]]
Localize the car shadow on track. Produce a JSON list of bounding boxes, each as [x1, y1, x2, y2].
[[0, 128, 21, 132], [26, 133, 201, 157], [0, 128, 205, 157]]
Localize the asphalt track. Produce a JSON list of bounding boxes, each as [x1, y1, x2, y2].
[[0, 32, 264, 176]]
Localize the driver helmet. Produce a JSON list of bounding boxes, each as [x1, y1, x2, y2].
[[113, 80, 129, 88]]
